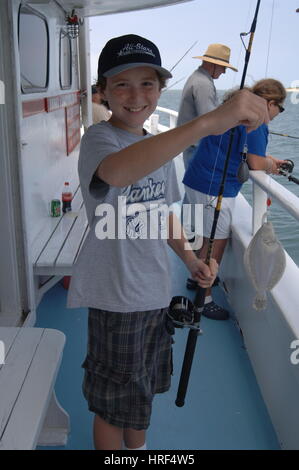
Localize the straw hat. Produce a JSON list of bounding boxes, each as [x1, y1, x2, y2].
[[194, 44, 238, 72]]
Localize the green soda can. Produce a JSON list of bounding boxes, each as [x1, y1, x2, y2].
[[50, 199, 61, 217]]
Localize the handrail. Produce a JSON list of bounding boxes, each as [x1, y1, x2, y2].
[[249, 171, 299, 235], [156, 106, 178, 118], [250, 171, 299, 226]]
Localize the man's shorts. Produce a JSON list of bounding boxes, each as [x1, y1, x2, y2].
[[184, 187, 236, 239], [82, 307, 173, 430]]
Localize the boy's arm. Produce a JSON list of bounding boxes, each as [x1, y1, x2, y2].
[[167, 212, 218, 288], [97, 89, 269, 187]]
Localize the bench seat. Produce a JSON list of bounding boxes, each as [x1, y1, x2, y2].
[[33, 186, 89, 277], [0, 327, 69, 449]]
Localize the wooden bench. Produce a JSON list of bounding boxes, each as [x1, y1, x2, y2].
[[0, 327, 69, 449], [33, 185, 89, 303]]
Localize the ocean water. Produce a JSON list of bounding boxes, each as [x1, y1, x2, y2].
[[157, 89, 299, 266]]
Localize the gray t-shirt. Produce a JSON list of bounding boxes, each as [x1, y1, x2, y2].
[[177, 66, 218, 126], [177, 66, 219, 168], [67, 121, 181, 312]]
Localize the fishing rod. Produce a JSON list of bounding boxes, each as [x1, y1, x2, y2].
[[164, 42, 197, 93], [169, 40, 198, 73], [172, 0, 262, 408], [164, 76, 187, 92], [163, 42, 198, 93], [270, 131, 299, 140]]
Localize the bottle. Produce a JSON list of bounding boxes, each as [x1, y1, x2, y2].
[[62, 182, 72, 213]]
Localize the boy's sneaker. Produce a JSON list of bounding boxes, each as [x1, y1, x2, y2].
[[186, 276, 220, 290], [202, 301, 229, 320]]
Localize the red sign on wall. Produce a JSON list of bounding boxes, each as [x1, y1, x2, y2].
[[23, 92, 81, 155], [46, 92, 79, 113]]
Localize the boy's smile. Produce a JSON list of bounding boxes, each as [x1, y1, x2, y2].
[[102, 67, 161, 135]]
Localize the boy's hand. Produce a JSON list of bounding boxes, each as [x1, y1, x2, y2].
[[203, 89, 270, 136], [187, 256, 218, 289]]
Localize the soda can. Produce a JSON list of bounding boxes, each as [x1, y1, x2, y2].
[[50, 199, 61, 217]]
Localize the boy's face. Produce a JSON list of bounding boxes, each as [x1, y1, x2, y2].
[[102, 66, 161, 135]]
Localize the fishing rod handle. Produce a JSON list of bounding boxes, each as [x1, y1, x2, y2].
[[175, 327, 200, 407], [194, 285, 206, 311], [175, 287, 204, 406]]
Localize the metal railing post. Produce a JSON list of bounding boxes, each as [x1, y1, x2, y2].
[[169, 114, 177, 129], [150, 113, 159, 134]]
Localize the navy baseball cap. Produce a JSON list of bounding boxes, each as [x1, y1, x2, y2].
[[97, 34, 172, 79]]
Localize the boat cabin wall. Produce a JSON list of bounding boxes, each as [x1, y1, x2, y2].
[[15, 0, 81, 250]]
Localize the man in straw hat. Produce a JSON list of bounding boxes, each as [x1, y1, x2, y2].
[[177, 43, 237, 170], [177, 44, 237, 295]]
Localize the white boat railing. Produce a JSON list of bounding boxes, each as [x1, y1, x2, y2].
[[146, 106, 299, 236], [250, 171, 299, 232]]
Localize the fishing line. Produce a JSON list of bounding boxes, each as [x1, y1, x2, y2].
[[205, 134, 224, 201], [232, 0, 254, 88], [265, 0, 275, 77], [209, 5, 252, 199], [215, 0, 258, 188]]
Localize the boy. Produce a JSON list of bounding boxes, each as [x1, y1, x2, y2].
[[68, 35, 269, 450]]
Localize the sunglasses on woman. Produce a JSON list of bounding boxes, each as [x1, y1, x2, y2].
[[276, 103, 285, 113]]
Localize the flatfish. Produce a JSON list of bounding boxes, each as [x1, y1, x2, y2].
[[244, 221, 286, 310]]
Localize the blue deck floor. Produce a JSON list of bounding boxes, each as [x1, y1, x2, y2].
[[36, 249, 280, 450]]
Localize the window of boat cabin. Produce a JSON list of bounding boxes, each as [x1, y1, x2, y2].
[[60, 31, 72, 89], [18, 6, 49, 93]]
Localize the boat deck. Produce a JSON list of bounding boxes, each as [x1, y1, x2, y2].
[[36, 248, 280, 450]]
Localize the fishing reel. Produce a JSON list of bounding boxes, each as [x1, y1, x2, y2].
[[279, 159, 294, 177], [166, 296, 202, 334], [278, 159, 299, 185]]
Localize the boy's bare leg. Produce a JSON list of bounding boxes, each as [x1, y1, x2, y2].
[[93, 414, 123, 450], [123, 428, 146, 449], [93, 415, 146, 450]]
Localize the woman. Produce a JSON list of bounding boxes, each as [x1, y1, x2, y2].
[[183, 78, 286, 320]]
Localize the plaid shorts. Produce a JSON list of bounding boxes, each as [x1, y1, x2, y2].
[[82, 307, 173, 430]]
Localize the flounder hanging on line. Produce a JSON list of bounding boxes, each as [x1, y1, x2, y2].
[[244, 221, 286, 311]]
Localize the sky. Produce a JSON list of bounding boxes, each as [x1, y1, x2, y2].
[[88, 0, 299, 90]]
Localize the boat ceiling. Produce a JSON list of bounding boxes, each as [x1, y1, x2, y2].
[[27, 0, 193, 17]]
